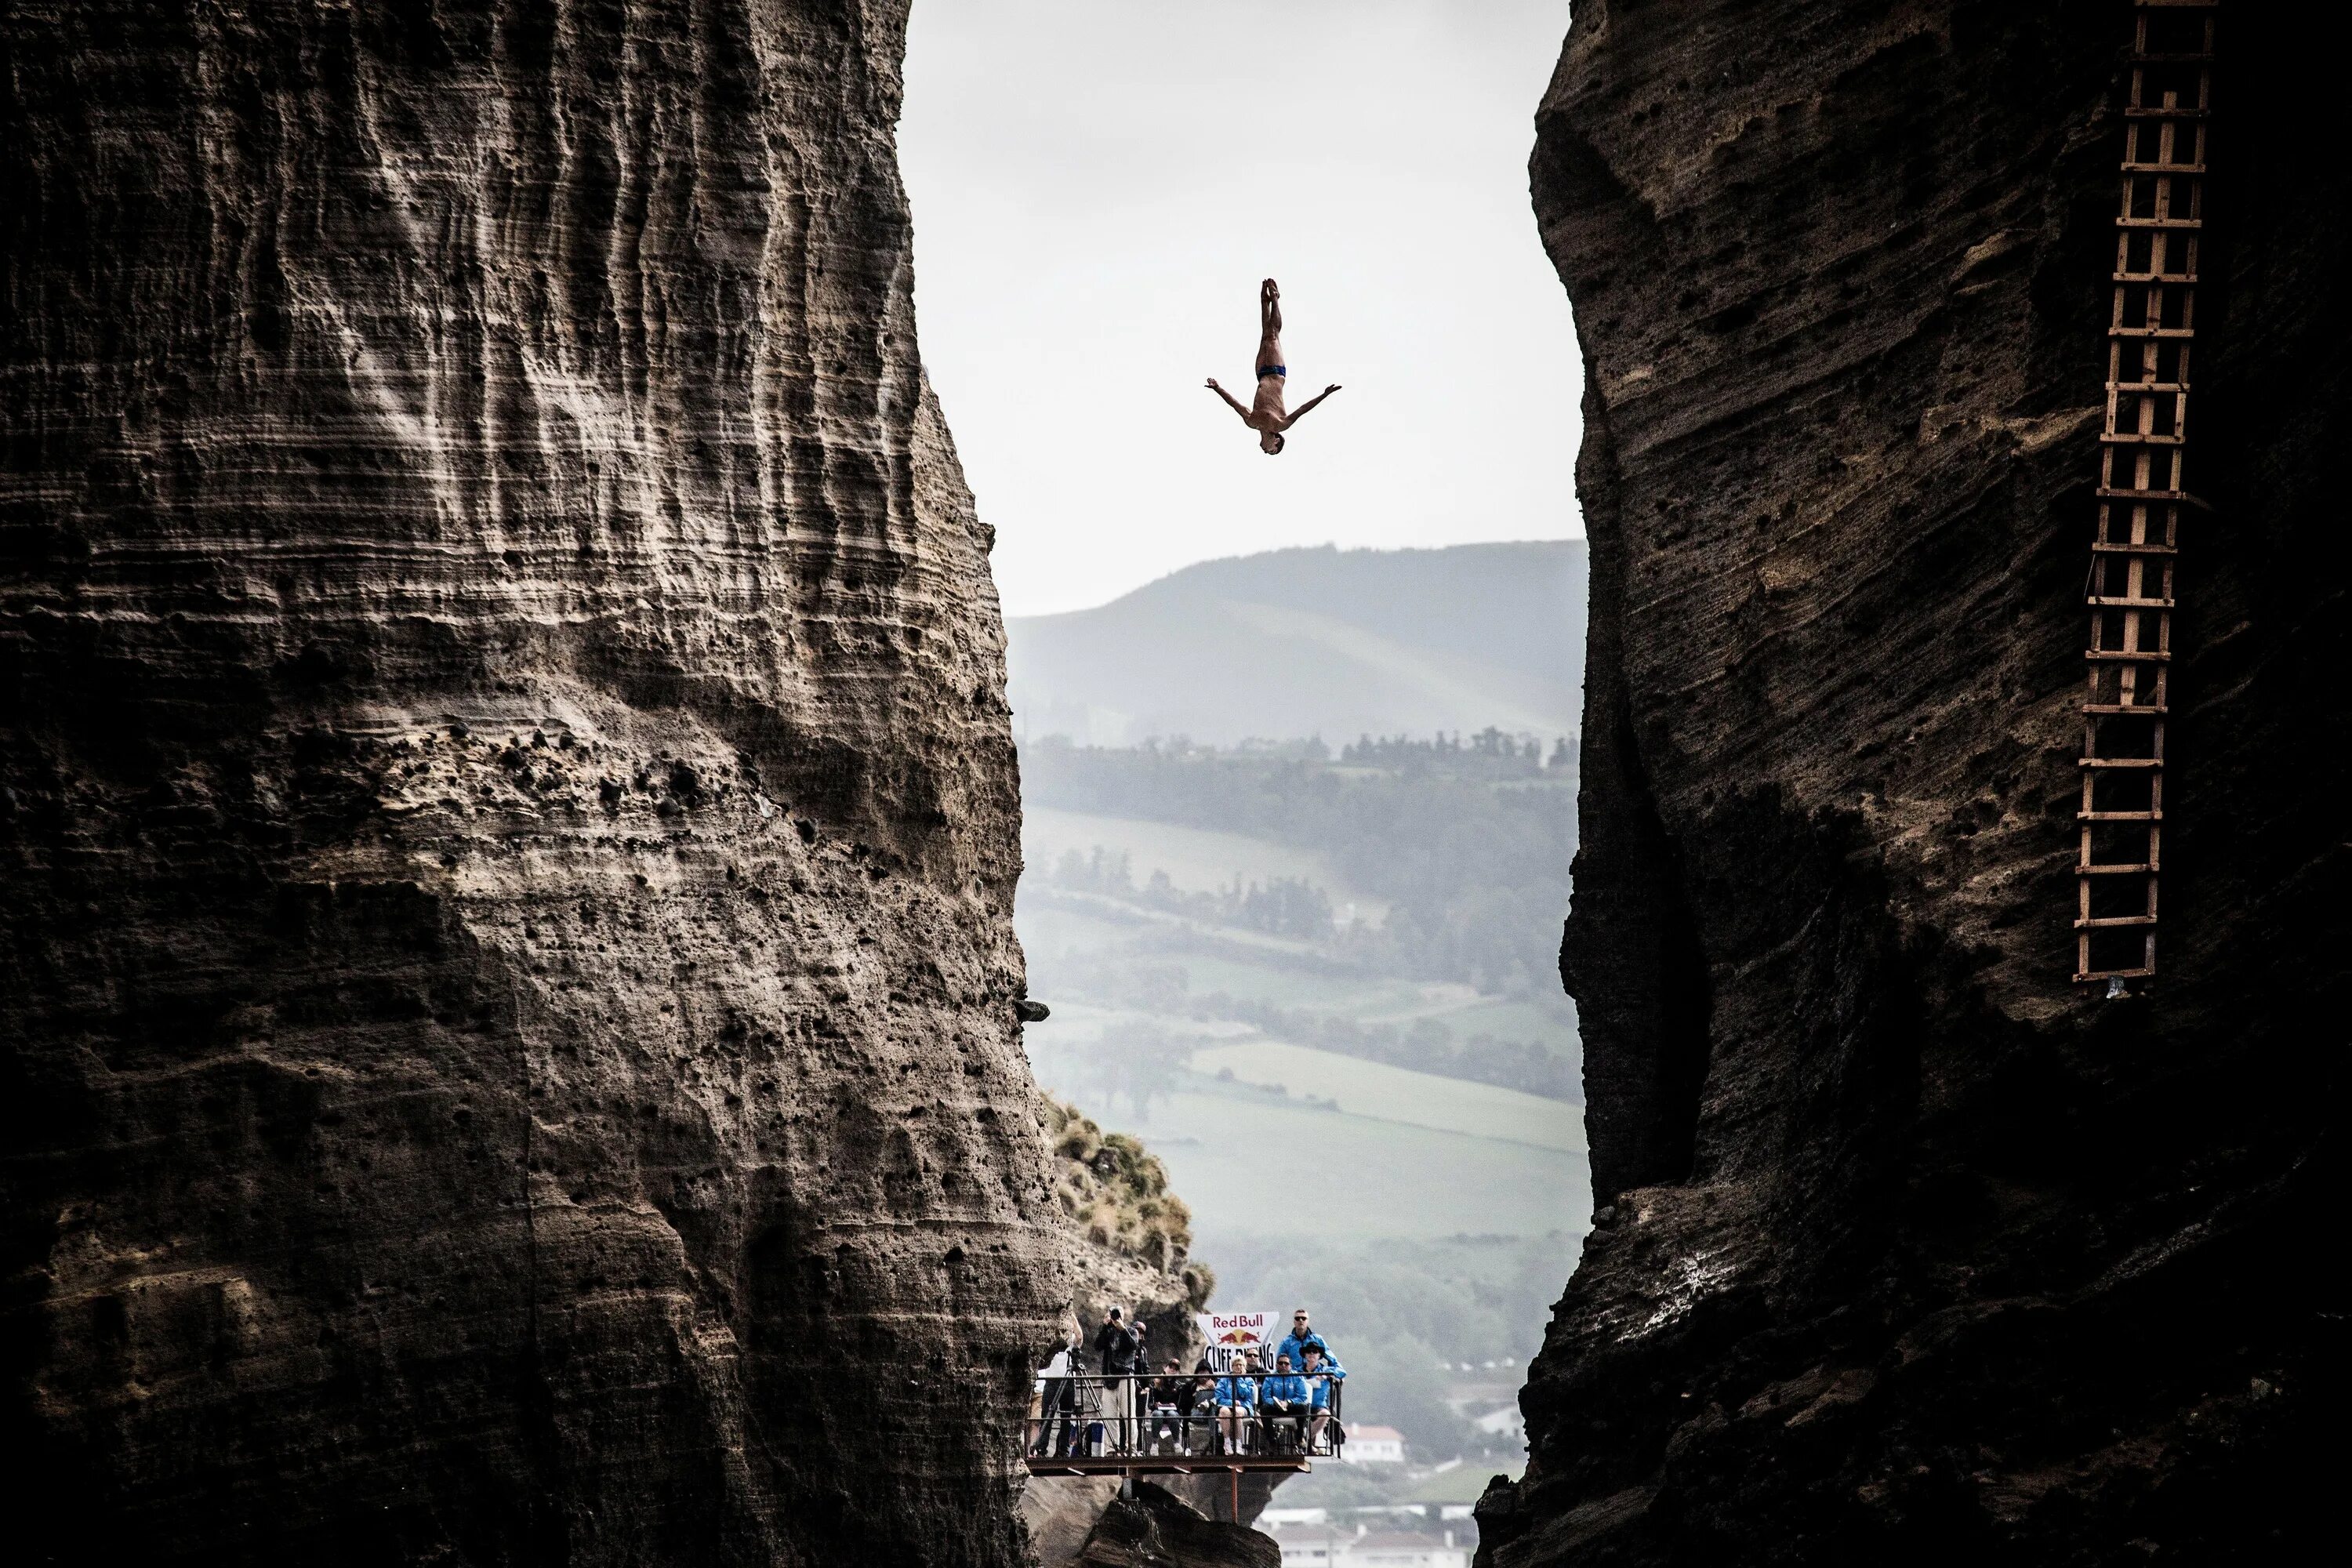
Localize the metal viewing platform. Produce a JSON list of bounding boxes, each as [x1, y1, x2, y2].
[[1022, 1370, 1345, 1514]]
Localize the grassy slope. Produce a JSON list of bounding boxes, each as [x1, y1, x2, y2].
[[1074, 1079, 1588, 1248], [1190, 1040, 1585, 1154]]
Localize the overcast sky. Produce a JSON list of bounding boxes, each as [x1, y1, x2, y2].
[[898, 0, 1581, 618]]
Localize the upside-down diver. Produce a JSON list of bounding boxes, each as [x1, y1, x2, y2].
[[1205, 278, 1341, 454]]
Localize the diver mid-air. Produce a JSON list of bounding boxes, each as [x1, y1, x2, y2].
[[1205, 278, 1341, 454]]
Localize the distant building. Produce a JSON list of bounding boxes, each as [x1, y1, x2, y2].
[[1469, 1403, 1524, 1442], [1266, 1524, 1469, 1568], [1261, 1508, 1331, 1528], [1341, 1425, 1406, 1464]]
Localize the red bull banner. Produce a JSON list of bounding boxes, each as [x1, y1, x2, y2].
[[1194, 1309, 1273, 1372]]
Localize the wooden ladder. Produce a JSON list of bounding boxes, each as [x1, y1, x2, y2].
[[2076, 0, 2217, 987]]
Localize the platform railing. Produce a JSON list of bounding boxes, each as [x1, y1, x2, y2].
[[1025, 1371, 1345, 1465]]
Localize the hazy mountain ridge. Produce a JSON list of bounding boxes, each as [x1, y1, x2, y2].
[[1007, 541, 1588, 746]]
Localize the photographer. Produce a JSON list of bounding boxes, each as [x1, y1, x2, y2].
[[1091, 1308, 1145, 1453]]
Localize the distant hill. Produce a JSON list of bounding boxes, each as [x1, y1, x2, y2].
[[1005, 541, 1588, 747]]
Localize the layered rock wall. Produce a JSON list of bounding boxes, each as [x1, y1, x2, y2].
[[1486, 3, 2339, 1563], [1, 2, 1065, 1563]]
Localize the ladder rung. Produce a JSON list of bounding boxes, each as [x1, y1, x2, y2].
[[2083, 704, 2169, 716], [2080, 756, 2163, 768], [2090, 541, 2178, 555], [2129, 53, 2216, 64], [2078, 862, 2160, 876], [2115, 218, 2203, 230], [2078, 809, 2164, 821], [2086, 648, 2172, 662], [2109, 325, 2196, 339], [2087, 595, 2176, 608], [2107, 380, 2189, 393], [2113, 271, 2198, 285], [2075, 914, 2159, 930], [2100, 431, 2184, 446], [2074, 965, 2157, 983], [2124, 107, 2210, 120], [2120, 163, 2207, 176], [2096, 487, 2191, 501]]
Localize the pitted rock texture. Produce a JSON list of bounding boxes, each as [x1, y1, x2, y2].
[[1484, 4, 2339, 1566], [1, 3, 1065, 1564]]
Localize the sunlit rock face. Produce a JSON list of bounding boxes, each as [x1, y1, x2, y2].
[[0, 3, 1066, 1563], [1485, 4, 2336, 1563]]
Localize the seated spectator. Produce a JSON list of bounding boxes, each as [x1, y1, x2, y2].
[[1214, 1359, 1259, 1456], [1301, 1342, 1345, 1450], [1188, 1358, 1221, 1451], [1147, 1358, 1189, 1454], [1258, 1353, 1312, 1451]]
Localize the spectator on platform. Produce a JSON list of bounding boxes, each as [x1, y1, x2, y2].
[[1214, 1356, 1260, 1455], [1189, 1357, 1221, 1454], [1258, 1352, 1312, 1450], [1148, 1359, 1190, 1454], [1276, 1308, 1330, 1374], [1094, 1308, 1145, 1452], [1033, 1328, 1080, 1457], [1301, 1342, 1345, 1450]]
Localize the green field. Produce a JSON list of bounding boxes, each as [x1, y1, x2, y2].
[[1022, 807, 1390, 923], [1065, 1076, 1589, 1248], [1190, 1040, 1584, 1154]]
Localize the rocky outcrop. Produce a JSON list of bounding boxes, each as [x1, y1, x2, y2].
[[1486, 4, 2337, 1564], [1, 3, 1066, 1563], [1070, 1483, 1279, 1568]]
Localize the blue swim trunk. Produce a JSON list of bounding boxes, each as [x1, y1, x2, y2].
[[1257, 364, 1286, 378]]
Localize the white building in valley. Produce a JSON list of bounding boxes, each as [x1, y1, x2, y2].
[[1341, 1424, 1406, 1464]]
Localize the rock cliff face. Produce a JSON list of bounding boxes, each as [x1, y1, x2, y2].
[[1, 3, 1066, 1563], [1484, 4, 2338, 1564]]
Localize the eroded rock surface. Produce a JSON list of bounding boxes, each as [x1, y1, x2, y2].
[[1486, 4, 2338, 1564], [1, 3, 1065, 1563]]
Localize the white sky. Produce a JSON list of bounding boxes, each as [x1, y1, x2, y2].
[[898, 0, 1583, 617]]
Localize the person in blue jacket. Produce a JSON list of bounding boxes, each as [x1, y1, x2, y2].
[[1301, 1341, 1346, 1450], [1214, 1356, 1261, 1455], [1258, 1352, 1314, 1451], [1276, 1308, 1330, 1375]]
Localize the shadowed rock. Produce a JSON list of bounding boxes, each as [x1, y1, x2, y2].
[[1073, 1483, 1279, 1568], [1486, 2, 2339, 1563]]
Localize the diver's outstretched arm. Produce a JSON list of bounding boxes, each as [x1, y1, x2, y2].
[[1282, 383, 1342, 426], [1206, 378, 1252, 420]]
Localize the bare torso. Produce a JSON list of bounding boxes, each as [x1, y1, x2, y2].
[[1248, 326, 1287, 428], [1247, 370, 1287, 430]]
